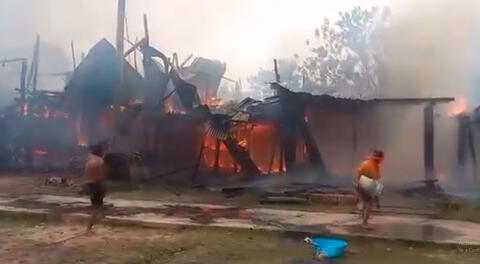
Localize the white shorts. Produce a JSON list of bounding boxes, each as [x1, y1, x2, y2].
[[358, 175, 384, 198]]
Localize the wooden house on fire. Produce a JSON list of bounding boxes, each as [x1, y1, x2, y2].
[[61, 38, 458, 190]]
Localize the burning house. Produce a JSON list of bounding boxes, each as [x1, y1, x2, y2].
[[0, 91, 73, 170], [199, 83, 457, 190], [61, 36, 230, 182], [0, 35, 74, 170], [454, 100, 480, 183], [0, 20, 462, 193], [0, 34, 460, 191]]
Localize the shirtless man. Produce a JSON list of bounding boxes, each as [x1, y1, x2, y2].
[[84, 142, 107, 233]]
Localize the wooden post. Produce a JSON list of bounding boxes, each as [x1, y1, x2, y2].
[[125, 17, 131, 63], [274, 59, 280, 83], [31, 35, 40, 93], [424, 103, 435, 190], [273, 58, 281, 98], [192, 138, 205, 184], [27, 35, 40, 92], [233, 160, 238, 173], [133, 37, 138, 71], [222, 136, 261, 176], [457, 115, 468, 168], [116, 0, 126, 57], [283, 132, 297, 173], [20, 60, 27, 103], [278, 144, 284, 172], [214, 139, 221, 172], [143, 14, 150, 45], [112, 0, 126, 149], [466, 119, 478, 181], [70, 40, 77, 70], [300, 118, 328, 175], [268, 127, 278, 174], [301, 73, 306, 91]]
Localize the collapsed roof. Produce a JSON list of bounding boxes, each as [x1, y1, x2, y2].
[[179, 57, 226, 103], [227, 86, 454, 123]]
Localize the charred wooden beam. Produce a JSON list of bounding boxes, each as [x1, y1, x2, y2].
[[234, 160, 238, 173], [223, 136, 261, 176], [278, 144, 284, 173], [282, 131, 297, 173], [191, 138, 205, 183], [143, 14, 150, 45], [268, 128, 278, 173], [273, 83, 328, 175], [214, 139, 221, 172], [466, 119, 478, 181], [133, 38, 138, 71], [274, 59, 280, 83], [112, 0, 126, 149], [424, 103, 435, 190], [20, 60, 27, 103], [457, 115, 469, 168], [276, 85, 300, 173], [371, 97, 454, 104], [460, 115, 479, 181], [27, 35, 40, 92], [206, 114, 261, 176], [71, 40, 76, 71], [300, 118, 328, 175], [124, 38, 144, 57]]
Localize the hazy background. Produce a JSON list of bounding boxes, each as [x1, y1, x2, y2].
[[1, 0, 480, 105], [2, 0, 480, 188], [0, 0, 388, 102]]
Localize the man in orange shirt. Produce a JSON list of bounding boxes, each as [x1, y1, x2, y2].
[[355, 150, 384, 228]]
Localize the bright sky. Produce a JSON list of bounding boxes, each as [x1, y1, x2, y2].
[[0, 0, 392, 87]]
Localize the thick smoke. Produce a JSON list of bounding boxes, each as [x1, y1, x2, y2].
[[0, 1, 71, 107], [376, 0, 480, 188], [0, 41, 70, 108], [382, 0, 480, 101]]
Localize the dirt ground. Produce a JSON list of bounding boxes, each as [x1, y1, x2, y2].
[[0, 173, 350, 213], [0, 173, 79, 197], [0, 212, 478, 264], [0, 173, 255, 207], [0, 173, 438, 217]]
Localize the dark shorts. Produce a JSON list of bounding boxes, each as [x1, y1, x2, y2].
[[87, 182, 105, 207]]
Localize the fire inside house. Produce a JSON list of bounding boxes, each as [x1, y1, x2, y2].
[[0, 34, 475, 191]]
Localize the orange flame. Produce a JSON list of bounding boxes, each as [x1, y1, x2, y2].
[[203, 134, 236, 170], [75, 120, 88, 147], [202, 123, 292, 174], [207, 97, 224, 108], [448, 96, 468, 116]]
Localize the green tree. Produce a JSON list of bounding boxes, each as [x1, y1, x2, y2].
[[303, 6, 390, 97]]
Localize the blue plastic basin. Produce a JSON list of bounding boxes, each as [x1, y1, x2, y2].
[[311, 237, 348, 258]]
